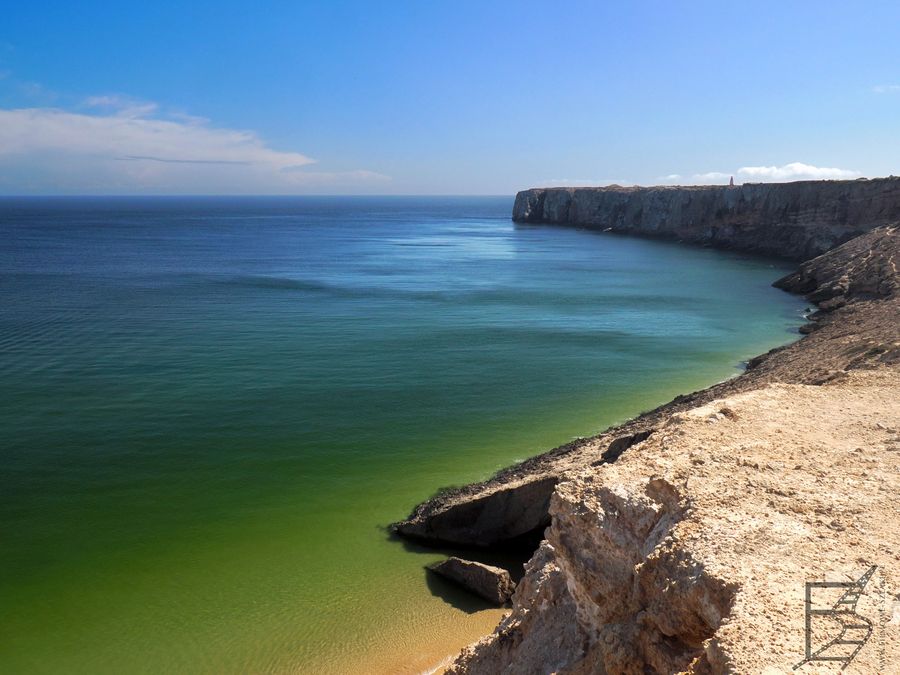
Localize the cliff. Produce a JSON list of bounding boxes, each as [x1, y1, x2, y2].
[[393, 197, 900, 671], [512, 178, 900, 260], [432, 226, 900, 673], [447, 365, 899, 673]]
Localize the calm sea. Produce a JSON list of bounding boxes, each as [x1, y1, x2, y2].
[[0, 196, 805, 673]]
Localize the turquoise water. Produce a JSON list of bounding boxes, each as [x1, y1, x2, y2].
[[0, 196, 805, 673]]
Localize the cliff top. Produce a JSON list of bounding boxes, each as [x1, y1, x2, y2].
[[521, 176, 899, 193]]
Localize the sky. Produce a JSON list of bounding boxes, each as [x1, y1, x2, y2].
[[1, 1, 899, 195]]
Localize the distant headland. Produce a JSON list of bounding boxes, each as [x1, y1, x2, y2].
[[513, 177, 900, 260]]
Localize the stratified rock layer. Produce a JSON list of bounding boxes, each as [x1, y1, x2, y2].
[[512, 178, 900, 260], [774, 224, 900, 303], [395, 476, 557, 548]]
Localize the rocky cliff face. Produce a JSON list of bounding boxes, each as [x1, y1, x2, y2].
[[774, 224, 899, 304], [448, 367, 900, 673], [512, 178, 900, 260]]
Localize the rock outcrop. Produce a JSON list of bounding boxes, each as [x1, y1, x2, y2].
[[427, 558, 517, 605], [394, 476, 557, 549], [448, 369, 900, 673], [774, 224, 899, 304], [512, 178, 900, 260]]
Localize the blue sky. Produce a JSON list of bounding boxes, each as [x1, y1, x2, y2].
[[1, 1, 899, 194]]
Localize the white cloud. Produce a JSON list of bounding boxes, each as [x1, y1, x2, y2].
[[658, 171, 730, 185], [737, 162, 860, 181], [83, 94, 159, 118], [536, 178, 630, 187], [872, 84, 900, 94], [659, 162, 861, 185], [693, 171, 730, 182], [0, 103, 389, 194], [84, 94, 135, 107]]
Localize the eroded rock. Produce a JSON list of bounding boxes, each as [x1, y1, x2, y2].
[[774, 224, 899, 302], [600, 428, 655, 463], [448, 370, 900, 673], [393, 476, 558, 548]]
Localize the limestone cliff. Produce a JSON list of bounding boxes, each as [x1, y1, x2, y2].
[[394, 216, 900, 673], [512, 178, 900, 260], [439, 226, 899, 672]]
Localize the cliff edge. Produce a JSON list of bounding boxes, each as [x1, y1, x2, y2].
[[393, 227, 900, 554]]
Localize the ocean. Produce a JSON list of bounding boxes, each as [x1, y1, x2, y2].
[[0, 196, 805, 673]]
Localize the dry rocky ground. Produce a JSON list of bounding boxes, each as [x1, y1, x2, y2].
[[448, 368, 899, 673]]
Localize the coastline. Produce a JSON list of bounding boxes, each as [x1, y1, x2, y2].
[[393, 183, 900, 671], [0, 196, 809, 675]]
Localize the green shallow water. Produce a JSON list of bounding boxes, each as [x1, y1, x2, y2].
[[0, 196, 806, 673]]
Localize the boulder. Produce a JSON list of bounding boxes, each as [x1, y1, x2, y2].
[[428, 557, 516, 605]]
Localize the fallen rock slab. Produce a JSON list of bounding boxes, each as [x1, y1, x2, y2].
[[428, 557, 516, 605]]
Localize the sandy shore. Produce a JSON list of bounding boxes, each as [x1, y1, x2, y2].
[[326, 608, 505, 675]]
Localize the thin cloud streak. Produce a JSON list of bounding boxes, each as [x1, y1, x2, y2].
[[117, 155, 252, 165], [83, 95, 160, 118], [0, 107, 314, 168]]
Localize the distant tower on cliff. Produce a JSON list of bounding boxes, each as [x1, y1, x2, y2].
[[729, 176, 735, 187]]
